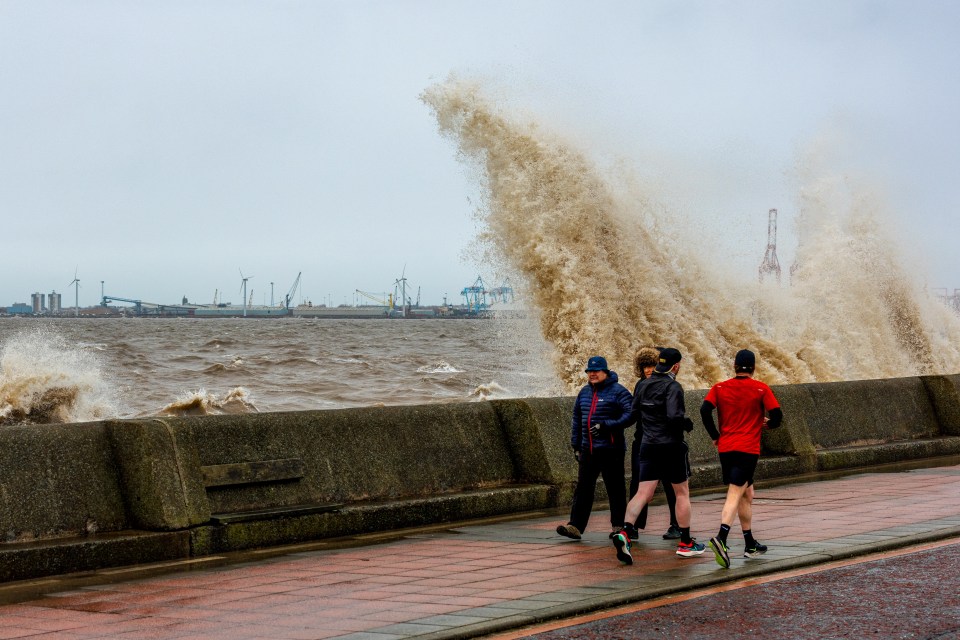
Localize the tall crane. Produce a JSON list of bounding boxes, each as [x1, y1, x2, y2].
[[284, 272, 302, 309], [759, 209, 782, 285]]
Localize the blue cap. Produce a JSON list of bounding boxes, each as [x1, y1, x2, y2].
[[584, 356, 608, 372]]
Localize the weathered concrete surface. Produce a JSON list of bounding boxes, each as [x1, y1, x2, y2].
[[106, 419, 209, 530], [923, 373, 960, 436], [0, 423, 127, 541], [0, 530, 190, 583]]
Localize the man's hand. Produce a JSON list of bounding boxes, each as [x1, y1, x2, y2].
[[573, 449, 582, 462], [682, 417, 694, 433], [590, 421, 608, 438]]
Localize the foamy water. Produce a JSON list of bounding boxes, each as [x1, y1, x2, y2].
[[0, 327, 118, 424], [422, 78, 960, 391]]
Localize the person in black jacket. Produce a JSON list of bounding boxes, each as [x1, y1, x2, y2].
[[556, 356, 635, 540], [612, 348, 705, 564], [630, 347, 681, 540]]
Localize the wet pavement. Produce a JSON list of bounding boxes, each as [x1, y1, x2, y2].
[[0, 462, 958, 639], [499, 540, 960, 639]]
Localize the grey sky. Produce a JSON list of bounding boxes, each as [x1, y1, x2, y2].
[[2, 1, 958, 308]]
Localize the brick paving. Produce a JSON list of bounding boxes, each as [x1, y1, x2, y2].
[[1, 463, 959, 639]]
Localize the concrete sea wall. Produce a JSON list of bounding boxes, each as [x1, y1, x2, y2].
[[1, 374, 960, 581]]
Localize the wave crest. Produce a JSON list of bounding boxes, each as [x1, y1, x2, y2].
[[159, 387, 259, 416]]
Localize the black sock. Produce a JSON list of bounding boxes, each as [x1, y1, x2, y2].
[[622, 524, 638, 539], [680, 527, 691, 544], [744, 529, 756, 547], [717, 524, 731, 544]]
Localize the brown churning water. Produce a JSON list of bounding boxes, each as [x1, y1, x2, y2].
[[421, 77, 960, 391]]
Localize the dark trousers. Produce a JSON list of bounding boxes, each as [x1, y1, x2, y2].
[[568, 448, 626, 533], [630, 441, 679, 529]]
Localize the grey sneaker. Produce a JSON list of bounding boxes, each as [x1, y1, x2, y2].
[[662, 524, 682, 540], [556, 524, 581, 540], [709, 537, 731, 568]]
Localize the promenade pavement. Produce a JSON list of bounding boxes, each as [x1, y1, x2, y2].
[[0, 460, 959, 640]]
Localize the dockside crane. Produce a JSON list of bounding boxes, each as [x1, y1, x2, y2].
[[284, 272, 302, 309], [355, 289, 394, 310], [461, 276, 488, 313]]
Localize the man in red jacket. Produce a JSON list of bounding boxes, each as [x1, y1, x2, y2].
[[700, 349, 783, 569]]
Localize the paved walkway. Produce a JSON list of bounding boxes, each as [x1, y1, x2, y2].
[[1, 462, 959, 639]]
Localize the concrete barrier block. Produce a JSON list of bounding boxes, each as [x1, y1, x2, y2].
[[921, 374, 960, 436], [0, 531, 189, 582], [763, 383, 817, 460], [800, 378, 939, 449], [490, 397, 577, 485], [172, 403, 518, 516], [0, 423, 127, 540], [107, 420, 210, 530]]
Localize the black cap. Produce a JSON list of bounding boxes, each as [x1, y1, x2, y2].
[[654, 347, 682, 373], [735, 349, 755, 372], [584, 356, 609, 372]]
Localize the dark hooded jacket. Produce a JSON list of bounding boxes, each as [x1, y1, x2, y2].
[[570, 370, 635, 453]]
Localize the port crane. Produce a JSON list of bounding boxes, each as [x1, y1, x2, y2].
[[355, 289, 394, 310], [461, 276, 488, 313], [284, 272, 302, 309]]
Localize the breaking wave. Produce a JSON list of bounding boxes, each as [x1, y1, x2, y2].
[[417, 361, 464, 374], [422, 77, 960, 391], [0, 328, 118, 425], [159, 387, 259, 417]]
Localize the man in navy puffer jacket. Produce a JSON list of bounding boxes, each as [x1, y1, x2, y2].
[[556, 356, 635, 540]]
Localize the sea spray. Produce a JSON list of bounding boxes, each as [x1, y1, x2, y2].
[[0, 328, 117, 424], [422, 77, 960, 390]]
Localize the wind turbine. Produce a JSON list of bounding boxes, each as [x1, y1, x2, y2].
[[68, 269, 81, 317], [239, 269, 253, 318], [394, 264, 408, 318]]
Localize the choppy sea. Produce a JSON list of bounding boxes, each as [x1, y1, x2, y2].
[[0, 317, 560, 424]]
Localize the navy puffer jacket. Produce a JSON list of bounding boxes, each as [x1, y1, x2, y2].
[[570, 370, 635, 453]]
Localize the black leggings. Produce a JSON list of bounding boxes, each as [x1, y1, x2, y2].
[[568, 448, 627, 533]]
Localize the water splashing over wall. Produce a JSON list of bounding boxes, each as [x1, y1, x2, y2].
[[422, 77, 960, 392]]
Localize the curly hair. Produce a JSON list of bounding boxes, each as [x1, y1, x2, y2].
[[634, 346, 661, 378]]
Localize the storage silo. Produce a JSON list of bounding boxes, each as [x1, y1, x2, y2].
[[31, 292, 46, 314], [49, 291, 62, 314]]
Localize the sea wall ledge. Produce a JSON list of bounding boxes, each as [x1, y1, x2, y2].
[[1, 374, 959, 582]]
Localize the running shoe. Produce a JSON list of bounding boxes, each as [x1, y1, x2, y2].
[[556, 524, 582, 540], [676, 539, 706, 557], [662, 524, 682, 540], [709, 537, 731, 568], [743, 541, 768, 558], [612, 530, 633, 565]]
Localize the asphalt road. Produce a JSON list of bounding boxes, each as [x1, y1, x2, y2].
[[513, 541, 960, 640]]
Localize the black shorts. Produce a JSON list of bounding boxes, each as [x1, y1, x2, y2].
[[719, 451, 759, 487], [634, 442, 691, 485]]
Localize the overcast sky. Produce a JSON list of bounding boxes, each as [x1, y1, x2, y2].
[[2, 1, 958, 309]]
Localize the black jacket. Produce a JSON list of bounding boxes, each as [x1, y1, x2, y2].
[[632, 372, 692, 445]]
